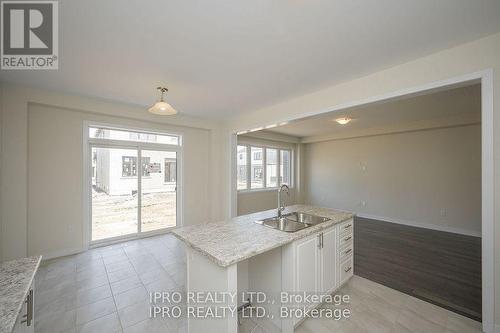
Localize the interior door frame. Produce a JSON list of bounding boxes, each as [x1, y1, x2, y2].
[[228, 69, 494, 332], [83, 121, 183, 247]]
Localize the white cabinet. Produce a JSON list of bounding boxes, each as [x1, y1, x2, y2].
[[295, 233, 320, 299], [337, 219, 354, 287], [320, 226, 337, 294], [283, 218, 354, 330], [294, 225, 338, 298]]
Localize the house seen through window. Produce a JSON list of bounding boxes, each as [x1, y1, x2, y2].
[[121, 156, 151, 177]]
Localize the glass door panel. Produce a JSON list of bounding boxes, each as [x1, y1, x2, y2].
[[141, 150, 177, 232], [91, 147, 138, 241]]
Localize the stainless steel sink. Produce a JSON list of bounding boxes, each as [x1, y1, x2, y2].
[[284, 212, 330, 225], [256, 212, 330, 232], [256, 217, 309, 232]]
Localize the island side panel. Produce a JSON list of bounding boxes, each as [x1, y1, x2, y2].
[[186, 248, 238, 333], [247, 247, 283, 332]]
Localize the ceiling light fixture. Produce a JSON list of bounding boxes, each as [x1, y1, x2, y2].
[[148, 87, 177, 115], [335, 117, 352, 125]]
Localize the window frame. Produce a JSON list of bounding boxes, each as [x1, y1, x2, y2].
[[236, 143, 294, 192]]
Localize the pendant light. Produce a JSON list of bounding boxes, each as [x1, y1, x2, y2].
[[148, 87, 177, 115], [335, 117, 352, 125]]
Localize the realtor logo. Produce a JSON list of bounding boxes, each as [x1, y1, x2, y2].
[[1, 1, 58, 69]]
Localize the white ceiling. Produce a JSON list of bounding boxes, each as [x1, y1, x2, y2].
[[1, 1, 499, 119], [264, 84, 481, 138]]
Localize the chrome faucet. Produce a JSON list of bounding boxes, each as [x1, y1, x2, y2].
[[277, 184, 290, 218]]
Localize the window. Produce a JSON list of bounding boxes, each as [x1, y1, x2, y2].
[[89, 127, 179, 145], [237, 146, 247, 190], [237, 144, 293, 191], [130, 132, 157, 142], [280, 150, 291, 186], [266, 148, 278, 187], [250, 147, 263, 189], [121, 156, 151, 177], [164, 159, 177, 183], [122, 156, 137, 177]]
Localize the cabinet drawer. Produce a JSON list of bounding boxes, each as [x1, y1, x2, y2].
[[339, 219, 353, 236], [339, 257, 353, 285], [339, 232, 353, 249], [339, 243, 353, 262]]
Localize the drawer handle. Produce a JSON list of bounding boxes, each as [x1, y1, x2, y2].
[[344, 266, 352, 273], [344, 248, 352, 255], [344, 224, 352, 229], [344, 236, 352, 241]]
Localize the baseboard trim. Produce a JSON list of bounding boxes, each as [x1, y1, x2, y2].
[[356, 213, 481, 237], [40, 247, 85, 261]]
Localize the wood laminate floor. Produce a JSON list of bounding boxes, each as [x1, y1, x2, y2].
[[353, 216, 482, 322]]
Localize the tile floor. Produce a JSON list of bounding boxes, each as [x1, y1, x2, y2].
[[35, 233, 187, 333], [35, 234, 482, 333], [294, 275, 482, 333]]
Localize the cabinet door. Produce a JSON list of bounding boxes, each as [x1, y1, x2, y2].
[[295, 233, 320, 302], [321, 227, 337, 294]]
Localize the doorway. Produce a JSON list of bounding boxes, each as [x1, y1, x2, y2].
[[86, 124, 181, 244], [228, 70, 494, 332]]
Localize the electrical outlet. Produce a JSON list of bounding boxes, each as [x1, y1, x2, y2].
[[440, 209, 447, 217], [67, 224, 74, 233], [361, 201, 366, 207]]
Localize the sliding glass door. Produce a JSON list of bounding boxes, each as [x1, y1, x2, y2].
[[88, 126, 181, 243], [140, 150, 177, 232], [92, 147, 139, 241]]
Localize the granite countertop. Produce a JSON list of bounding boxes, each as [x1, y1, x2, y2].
[[0, 256, 41, 333], [173, 205, 354, 267]]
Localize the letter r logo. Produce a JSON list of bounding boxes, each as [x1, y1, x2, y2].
[[2, 1, 54, 55]]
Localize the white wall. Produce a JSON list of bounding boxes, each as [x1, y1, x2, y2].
[[224, 32, 500, 328], [304, 125, 481, 236], [27, 104, 211, 258], [1, 83, 224, 261], [238, 190, 297, 216]]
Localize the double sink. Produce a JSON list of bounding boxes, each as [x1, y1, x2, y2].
[[256, 212, 330, 232]]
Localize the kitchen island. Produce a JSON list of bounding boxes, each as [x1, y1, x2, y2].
[[0, 256, 40, 333], [172, 205, 354, 333]]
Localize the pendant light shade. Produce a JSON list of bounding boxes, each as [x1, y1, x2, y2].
[[335, 117, 352, 125], [148, 87, 177, 115]]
